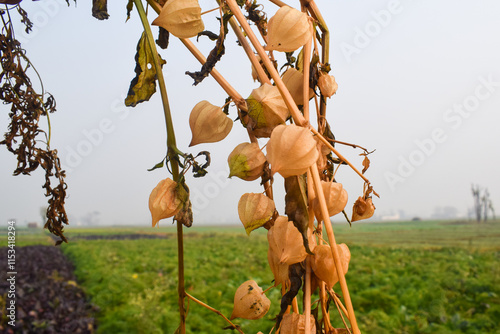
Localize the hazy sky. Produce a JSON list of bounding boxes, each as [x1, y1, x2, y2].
[[1, 0, 499, 228]]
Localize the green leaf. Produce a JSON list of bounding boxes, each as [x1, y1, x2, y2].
[[125, 32, 166, 107], [147, 158, 165, 172]]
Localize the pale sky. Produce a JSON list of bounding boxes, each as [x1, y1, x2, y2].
[[1, 0, 499, 227]]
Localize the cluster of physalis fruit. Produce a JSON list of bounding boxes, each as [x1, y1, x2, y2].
[[147, 0, 376, 332]]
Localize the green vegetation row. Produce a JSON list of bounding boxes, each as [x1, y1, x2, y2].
[[7, 220, 500, 333]]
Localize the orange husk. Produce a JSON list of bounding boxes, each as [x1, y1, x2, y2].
[[152, 0, 204, 39], [149, 178, 182, 227], [282, 67, 314, 106], [351, 196, 375, 222], [230, 280, 271, 320], [238, 193, 275, 235], [280, 313, 316, 334], [266, 124, 319, 178], [228, 142, 266, 181], [245, 83, 290, 138], [312, 181, 348, 221], [189, 100, 233, 146], [317, 73, 338, 98], [265, 6, 313, 52], [310, 244, 351, 290]]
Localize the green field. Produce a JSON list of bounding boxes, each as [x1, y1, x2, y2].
[[7, 220, 500, 333]]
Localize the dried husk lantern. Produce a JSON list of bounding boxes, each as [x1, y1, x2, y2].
[[189, 100, 233, 146], [282, 67, 314, 106], [312, 181, 348, 221], [238, 193, 275, 235], [265, 6, 313, 52], [317, 72, 338, 98], [310, 243, 351, 289], [245, 83, 290, 138], [230, 280, 271, 320], [351, 196, 375, 222], [228, 142, 266, 181], [149, 178, 182, 227], [280, 313, 316, 334], [267, 216, 310, 266], [266, 124, 319, 178], [152, 0, 204, 39]]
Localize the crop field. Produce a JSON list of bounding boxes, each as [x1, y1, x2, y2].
[[3, 220, 500, 333]]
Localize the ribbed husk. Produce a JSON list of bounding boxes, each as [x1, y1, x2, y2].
[[245, 83, 290, 138], [189, 100, 233, 146], [265, 6, 313, 52], [228, 142, 266, 181], [280, 313, 316, 334], [230, 280, 271, 320], [310, 244, 351, 290], [267, 245, 290, 288], [312, 181, 348, 221], [282, 67, 314, 106], [267, 216, 309, 266], [238, 193, 275, 235], [266, 124, 319, 178], [317, 73, 338, 98], [152, 0, 204, 39], [149, 178, 182, 227], [351, 197, 375, 222]]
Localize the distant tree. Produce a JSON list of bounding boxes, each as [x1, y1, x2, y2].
[[471, 184, 495, 222]]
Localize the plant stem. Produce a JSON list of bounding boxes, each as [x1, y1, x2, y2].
[[134, 1, 185, 333], [309, 165, 361, 334], [225, 0, 307, 127], [186, 293, 245, 334]]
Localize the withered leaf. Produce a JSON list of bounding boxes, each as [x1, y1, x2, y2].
[[92, 0, 109, 20], [125, 32, 166, 107], [174, 181, 193, 227], [186, 33, 225, 86], [361, 155, 370, 174], [156, 27, 170, 50], [275, 263, 305, 330], [197, 30, 219, 41], [285, 175, 313, 255]]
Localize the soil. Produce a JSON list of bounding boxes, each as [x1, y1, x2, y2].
[[0, 245, 97, 334]]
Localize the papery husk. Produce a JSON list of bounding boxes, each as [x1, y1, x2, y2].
[[230, 280, 271, 320], [267, 216, 310, 266], [279, 313, 316, 334], [266, 124, 319, 178], [228, 142, 266, 181], [351, 196, 375, 222], [267, 246, 290, 288], [149, 178, 182, 227], [265, 6, 313, 52], [310, 244, 350, 290], [189, 100, 233, 146], [245, 83, 290, 138], [317, 73, 338, 98], [312, 181, 348, 221], [282, 67, 314, 106], [238, 193, 275, 235], [152, 0, 204, 39]]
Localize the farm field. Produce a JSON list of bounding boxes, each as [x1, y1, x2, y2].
[[3, 220, 500, 333]]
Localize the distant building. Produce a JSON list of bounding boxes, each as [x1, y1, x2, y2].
[[27, 222, 38, 228]]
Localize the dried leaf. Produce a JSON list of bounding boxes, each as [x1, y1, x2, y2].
[[174, 181, 193, 227], [275, 263, 305, 329], [285, 175, 314, 255], [156, 27, 170, 49], [125, 32, 166, 107], [92, 0, 109, 20], [361, 155, 370, 174]]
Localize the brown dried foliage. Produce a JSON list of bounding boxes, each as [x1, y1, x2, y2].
[[0, 30, 68, 243]]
